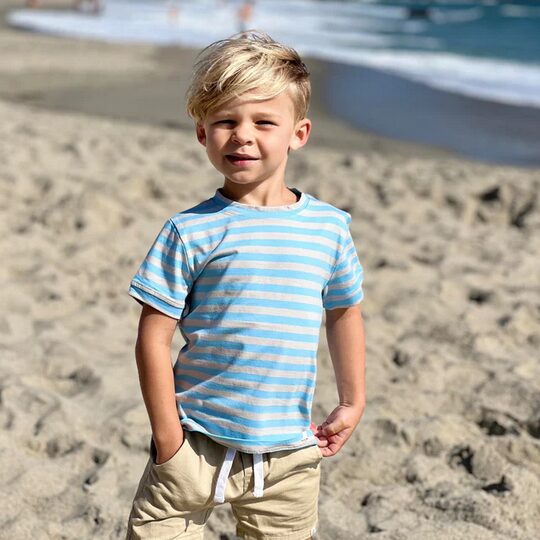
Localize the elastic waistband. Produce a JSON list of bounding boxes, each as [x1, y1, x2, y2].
[[213, 448, 265, 503]]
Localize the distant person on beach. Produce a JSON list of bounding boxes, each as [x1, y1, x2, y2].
[[167, 0, 181, 24], [124, 30, 366, 540], [237, 0, 255, 32], [25, 0, 102, 13], [74, 0, 103, 15]]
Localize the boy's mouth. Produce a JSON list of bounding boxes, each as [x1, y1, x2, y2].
[[226, 154, 259, 165]]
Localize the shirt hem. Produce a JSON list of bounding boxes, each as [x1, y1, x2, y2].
[[180, 420, 319, 454]]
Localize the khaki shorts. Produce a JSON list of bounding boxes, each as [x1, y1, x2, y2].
[[125, 429, 323, 540]]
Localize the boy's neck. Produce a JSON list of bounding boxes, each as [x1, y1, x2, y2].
[[219, 182, 299, 207]]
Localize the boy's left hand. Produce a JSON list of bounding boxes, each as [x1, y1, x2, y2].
[[310, 403, 364, 457]]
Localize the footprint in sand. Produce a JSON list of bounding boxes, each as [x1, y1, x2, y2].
[[43, 354, 102, 398], [83, 448, 111, 490], [52, 365, 101, 397], [0, 382, 61, 437]]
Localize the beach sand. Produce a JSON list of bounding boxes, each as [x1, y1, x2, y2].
[[1, 3, 540, 539]]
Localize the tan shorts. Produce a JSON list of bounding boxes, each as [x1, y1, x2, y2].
[[125, 429, 323, 540]]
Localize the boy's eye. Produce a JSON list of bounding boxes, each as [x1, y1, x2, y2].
[[215, 119, 234, 125], [257, 120, 275, 125]]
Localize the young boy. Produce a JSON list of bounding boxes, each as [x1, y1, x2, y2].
[[125, 30, 366, 540]]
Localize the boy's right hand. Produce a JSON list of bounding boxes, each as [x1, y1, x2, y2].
[[155, 428, 185, 465]]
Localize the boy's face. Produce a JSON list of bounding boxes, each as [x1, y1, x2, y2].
[[196, 89, 311, 188]]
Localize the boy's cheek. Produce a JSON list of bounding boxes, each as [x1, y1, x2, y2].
[[205, 133, 224, 151]]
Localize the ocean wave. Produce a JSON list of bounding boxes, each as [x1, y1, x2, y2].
[[7, 0, 540, 109], [429, 7, 484, 24], [305, 47, 540, 108]]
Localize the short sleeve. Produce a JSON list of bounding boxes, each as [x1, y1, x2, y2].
[[322, 218, 364, 310], [128, 219, 193, 319]]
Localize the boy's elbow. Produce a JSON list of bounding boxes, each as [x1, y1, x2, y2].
[[134, 335, 155, 365]]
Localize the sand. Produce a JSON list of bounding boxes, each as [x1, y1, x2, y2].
[[1, 4, 540, 539]]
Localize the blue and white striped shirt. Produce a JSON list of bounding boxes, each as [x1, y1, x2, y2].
[[128, 187, 364, 454]]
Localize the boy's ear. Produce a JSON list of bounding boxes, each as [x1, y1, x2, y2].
[[289, 118, 311, 151], [196, 122, 207, 146]]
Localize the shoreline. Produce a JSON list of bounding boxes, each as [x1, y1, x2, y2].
[[0, 43, 454, 163]]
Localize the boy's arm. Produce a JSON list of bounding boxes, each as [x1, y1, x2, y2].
[[135, 303, 184, 464], [316, 304, 365, 457]]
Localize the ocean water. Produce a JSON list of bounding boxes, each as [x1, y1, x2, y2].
[[7, 1, 540, 164], [8, 0, 540, 109]]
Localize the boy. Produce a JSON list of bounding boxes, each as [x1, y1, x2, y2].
[[125, 30, 366, 540]]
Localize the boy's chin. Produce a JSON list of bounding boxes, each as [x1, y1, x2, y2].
[[222, 176, 260, 185], [220, 170, 260, 181]]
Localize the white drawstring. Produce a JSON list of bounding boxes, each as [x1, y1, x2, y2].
[[252, 452, 264, 497], [213, 447, 236, 503], [213, 448, 266, 503]]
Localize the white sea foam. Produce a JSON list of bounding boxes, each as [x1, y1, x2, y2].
[[7, 0, 540, 109], [501, 4, 540, 18], [429, 6, 483, 23]]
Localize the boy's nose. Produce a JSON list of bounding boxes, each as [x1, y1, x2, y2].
[[231, 125, 253, 145]]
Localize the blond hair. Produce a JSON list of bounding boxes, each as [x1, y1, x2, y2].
[[185, 30, 311, 123]]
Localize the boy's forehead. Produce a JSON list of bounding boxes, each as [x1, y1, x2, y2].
[[211, 89, 296, 117]]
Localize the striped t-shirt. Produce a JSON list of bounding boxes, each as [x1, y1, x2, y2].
[[128, 186, 364, 454]]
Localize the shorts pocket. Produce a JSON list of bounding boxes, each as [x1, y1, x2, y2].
[[146, 431, 214, 511], [150, 431, 189, 469], [312, 443, 324, 461], [297, 444, 323, 467]]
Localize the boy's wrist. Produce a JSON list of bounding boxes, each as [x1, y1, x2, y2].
[[152, 423, 184, 444], [339, 399, 365, 411], [153, 427, 185, 465], [338, 401, 365, 423]]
